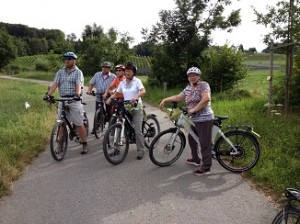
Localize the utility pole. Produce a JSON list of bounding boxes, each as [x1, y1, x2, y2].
[[285, 0, 294, 116], [268, 40, 274, 116]]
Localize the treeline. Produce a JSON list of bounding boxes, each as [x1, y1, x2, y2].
[[0, 22, 142, 75], [0, 22, 71, 56]]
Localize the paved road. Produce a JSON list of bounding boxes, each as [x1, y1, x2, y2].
[[0, 76, 277, 224]]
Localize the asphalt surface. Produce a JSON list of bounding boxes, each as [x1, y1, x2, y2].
[[0, 76, 278, 224]]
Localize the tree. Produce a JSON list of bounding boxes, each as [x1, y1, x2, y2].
[[254, 0, 300, 113], [143, 0, 241, 87], [78, 24, 133, 76], [246, 47, 257, 53], [201, 45, 247, 93], [0, 30, 17, 69]]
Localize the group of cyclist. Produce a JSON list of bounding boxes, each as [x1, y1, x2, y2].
[[44, 51, 214, 175]]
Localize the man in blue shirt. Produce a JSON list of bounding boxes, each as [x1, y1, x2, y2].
[[86, 61, 116, 133]]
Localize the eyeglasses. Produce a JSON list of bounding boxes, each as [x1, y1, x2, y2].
[[64, 58, 74, 61], [116, 70, 123, 72]]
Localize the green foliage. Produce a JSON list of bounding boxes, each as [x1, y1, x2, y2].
[[0, 29, 17, 69], [3, 54, 62, 74], [0, 22, 71, 56], [143, 0, 241, 87], [201, 45, 247, 92], [78, 24, 133, 76], [35, 58, 49, 72], [0, 79, 55, 197], [272, 47, 300, 110], [253, 1, 300, 45]]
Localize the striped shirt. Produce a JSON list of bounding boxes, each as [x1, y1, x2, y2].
[[54, 66, 83, 97], [180, 81, 214, 122]]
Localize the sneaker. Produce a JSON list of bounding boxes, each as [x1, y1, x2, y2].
[[137, 153, 145, 160], [186, 158, 201, 166], [81, 143, 88, 154], [194, 167, 211, 176]]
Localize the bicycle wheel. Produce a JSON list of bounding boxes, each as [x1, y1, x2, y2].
[[214, 130, 260, 173], [149, 128, 186, 167], [83, 111, 89, 137], [93, 109, 105, 139], [143, 114, 160, 149], [50, 122, 68, 161], [103, 123, 129, 165], [271, 206, 300, 224]]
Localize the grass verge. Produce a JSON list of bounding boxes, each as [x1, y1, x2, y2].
[[0, 79, 55, 197]]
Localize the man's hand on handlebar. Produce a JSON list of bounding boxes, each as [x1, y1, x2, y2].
[[73, 95, 81, 101], [43, 93, 55, 103]]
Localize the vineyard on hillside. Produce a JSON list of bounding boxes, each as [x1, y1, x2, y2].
[[4, 54, 153, 75], [3, 52, 284, 75]]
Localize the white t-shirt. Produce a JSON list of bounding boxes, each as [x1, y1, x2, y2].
[[117, 77, 144, 104]]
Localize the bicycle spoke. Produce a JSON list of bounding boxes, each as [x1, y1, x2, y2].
[[149, 129, 185, 166], [215, 130, 260, 172]]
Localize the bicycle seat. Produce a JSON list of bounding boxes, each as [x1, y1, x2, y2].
[[286, 188, 300, 201], [214, 115, 228, 121]]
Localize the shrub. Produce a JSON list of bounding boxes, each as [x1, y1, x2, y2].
[[35, 59, 49, 72]]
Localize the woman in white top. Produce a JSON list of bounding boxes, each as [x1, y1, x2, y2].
[[107, 62, 146, 160]]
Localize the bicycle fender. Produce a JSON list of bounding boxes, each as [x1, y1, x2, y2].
[[223, 129, 260, 148]]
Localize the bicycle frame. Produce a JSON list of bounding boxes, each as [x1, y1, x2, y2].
[[57, 100, 78, 139], [174, 111, 240, 154], [111, 100, 136, 146]]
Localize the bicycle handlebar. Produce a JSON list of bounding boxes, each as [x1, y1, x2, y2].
[[44, 97, 85, 105], [111, 99, 138, 107]]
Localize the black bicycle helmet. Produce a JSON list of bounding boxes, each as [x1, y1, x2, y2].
[[124, 62, 137, 74]]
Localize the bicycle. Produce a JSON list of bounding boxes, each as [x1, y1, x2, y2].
[[103, 99, 160, 165], [272, 188, 300, 224], [90, 91, 109, 139], [149, 101, 260, 173], [45, 96, 89, 161]]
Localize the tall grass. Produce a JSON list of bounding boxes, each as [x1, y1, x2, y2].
[[0, 79, 55, 197]]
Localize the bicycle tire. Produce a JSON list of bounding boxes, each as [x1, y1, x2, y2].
[[83, 111, 89, 137], [214, 130, 260, 173], [93, 109, 105, 139], [103, 123, 129, 165], [271, 206, 300, 224], [50, 122, 68, 161], [149, 128, 186, 167], [143, 114, 161, 149]]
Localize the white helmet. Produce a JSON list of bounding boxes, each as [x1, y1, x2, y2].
[[187, 67, 201, 76]]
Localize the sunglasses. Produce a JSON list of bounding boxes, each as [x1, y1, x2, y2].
[[116, 70, 123, 72], [64, 58, 74, 61]]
